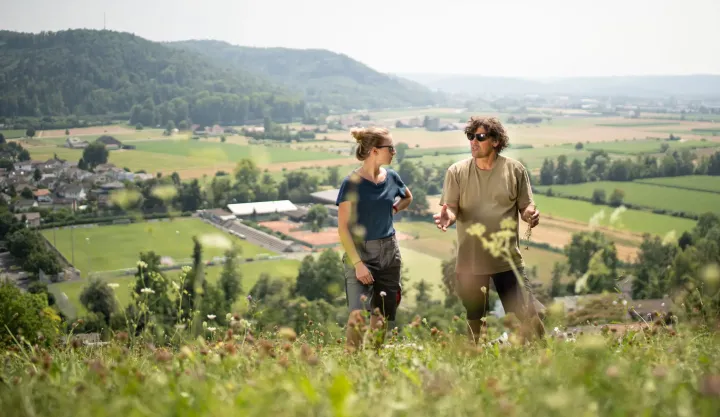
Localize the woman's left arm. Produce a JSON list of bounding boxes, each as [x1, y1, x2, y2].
[[393, 186, 413, 214]]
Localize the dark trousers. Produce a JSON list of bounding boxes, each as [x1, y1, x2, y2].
[[456, 269, 532, 321]]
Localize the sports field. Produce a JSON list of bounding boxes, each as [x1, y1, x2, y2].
[[41, 218, 272, 276], [536, 181, 720, 216], [48, 258, 301, 317]]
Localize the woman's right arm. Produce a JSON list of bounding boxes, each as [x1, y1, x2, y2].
[[337, 201, 373, 284]]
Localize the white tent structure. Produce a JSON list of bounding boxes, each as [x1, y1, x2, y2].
[[226, 200, 298, 217]]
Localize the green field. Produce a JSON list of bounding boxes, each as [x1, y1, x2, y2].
[[596, 122, 680, 128], [409, 144, 592, 171], [49, 258, 301, 317], [537, 181, 720, 217], [133, 139, 345, 164], [584, 139, 720, 154], [42, 219, 272, 276], [0, 129, 27, 139], [27, 139, 347, 174], [634, 176, 720, 193], [533, 194, 697, 236]]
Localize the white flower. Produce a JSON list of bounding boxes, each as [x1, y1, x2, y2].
[[622, 300, 627, 306], [554, 327, 560, 332], [661, 303, 665, 307], [140, 287, 155, 294], [181, 265, 192, 273], [207, 327, 217, 332], [172, 282, 180, 290], [137, 261, 148, 269], [380, 291, 387, 297], [207, 314, 216, 320], [612, 300, 618, 305], [108, 283, 119, 289], [226, 313, 233, 321], [480, 286, 487, 294]]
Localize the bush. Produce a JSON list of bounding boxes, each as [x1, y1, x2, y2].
[[0, 281, 61, 348]]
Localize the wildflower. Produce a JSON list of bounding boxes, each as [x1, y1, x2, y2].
[[622, 300, 627, 306], [140, 288, 155, 294], [380, 291, 387, 297], [108, 283, 119, 289], [137, 261, 148, 269], [480, 286, 487, 294], [247, 295, 253, 302], [207, 327, 217, 332], [181, 265, 192, 273], [360, 294, 368, 303], [207, 314, 216, 320], [278, 327, 297, 342]]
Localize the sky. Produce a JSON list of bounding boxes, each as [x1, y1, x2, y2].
[[1, 0, 719, 78]]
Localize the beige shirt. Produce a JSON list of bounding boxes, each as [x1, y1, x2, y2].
[[439, 155, 534, 275]]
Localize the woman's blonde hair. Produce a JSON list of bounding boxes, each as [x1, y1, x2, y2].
[[350, 127, 391, 161]]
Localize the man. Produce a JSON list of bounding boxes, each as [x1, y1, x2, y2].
[[434, 116, 545, 343]]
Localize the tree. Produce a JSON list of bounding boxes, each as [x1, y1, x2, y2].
[[409, 187, 429, 215], [631, 234, 678, 299], [326, 166, 340, 187], [609, 189, 625, 207], [540, 158, 555, 186], [550, 262, 566, 297], [25, 128, 36, 138], [555, 155, 569, 185], [414, 279, 432, 305], [395, 142, 410, 163], [218, 248, 242, 307], [568, 159, 586, 184], [33, 168, 42, 182], [78, 158, 88, 171], [564, 231, 619, 294], [592, 188, 606, 205], [82, 142, 109, 168], [306, 204, 329, 232], [80, 278, 118, 324], [0, 281, 61, 348], [294, 250, 344, 302], [575, 142, 584, 150], [20, 187, 33, 199], [0, 133, 5, 144]]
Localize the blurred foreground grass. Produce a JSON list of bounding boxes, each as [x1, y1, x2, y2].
[[1, 320, 719, 417]]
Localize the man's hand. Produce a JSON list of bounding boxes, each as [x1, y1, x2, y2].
[[433, 203, 455, 231], [522, 206, 540, 228]]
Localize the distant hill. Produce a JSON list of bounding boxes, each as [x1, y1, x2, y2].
[[169, 40, 442, 112], [399, 73, 720, 98], [0, 29, 305, 126]]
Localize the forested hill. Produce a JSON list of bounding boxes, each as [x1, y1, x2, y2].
[[0, 29, 305, 126], [169, 40, 442, 112]]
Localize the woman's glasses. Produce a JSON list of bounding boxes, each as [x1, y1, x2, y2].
[[376, 145, 395, 152]]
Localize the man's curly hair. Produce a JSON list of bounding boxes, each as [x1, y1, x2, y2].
[[464, 116, 510, 154]]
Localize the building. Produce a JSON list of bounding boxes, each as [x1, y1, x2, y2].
[[226, 200, 298, 219], [14, 212, 41, 228], [66, 137, 90, 149], [310, 189, 340, 205], [199, 208, 237, 223]]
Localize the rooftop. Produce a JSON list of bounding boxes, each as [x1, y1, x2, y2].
[[310, 189, 340, 205], [227, 200, 298, 216]]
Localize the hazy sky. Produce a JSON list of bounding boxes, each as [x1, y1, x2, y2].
[[2, 0, 719, 78]]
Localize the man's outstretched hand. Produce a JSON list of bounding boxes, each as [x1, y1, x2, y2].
[[433, 203, 455, 231], [522, 206, 540, 228]]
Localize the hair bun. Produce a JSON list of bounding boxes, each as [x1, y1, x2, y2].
[[350, 127, 364, 143]]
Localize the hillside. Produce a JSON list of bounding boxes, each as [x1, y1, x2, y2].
[[169, 40, 442, 112], [400, 73, 720, 98], [0, 29, 305, 126]]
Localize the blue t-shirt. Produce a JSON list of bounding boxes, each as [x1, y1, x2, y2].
[[335, 168, 407, 242]]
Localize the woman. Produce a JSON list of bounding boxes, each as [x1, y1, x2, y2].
[[336, 126, 413, 350]]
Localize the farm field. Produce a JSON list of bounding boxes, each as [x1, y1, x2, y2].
[[532, 194, 697, 236], [39, 124, 137, 138], [49, 258, 301, 318], [25, 139, 352, 178], [635, 175, 720, 193], [0, 129, 27, 139], [393, 220, 572, 285], [41, 218, 272, 277], [537, 181, 720, 216], [584, 138, 720, 154]]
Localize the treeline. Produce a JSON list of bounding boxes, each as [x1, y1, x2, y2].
[[240, 118, 319, 142], [0, 30, 305, 127], [0, 204, 62, 277], [539, 148, 720, 186]]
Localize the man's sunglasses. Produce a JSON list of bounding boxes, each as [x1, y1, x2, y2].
[[376, 145, 395, 152], [468, 133, 491, 142]]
